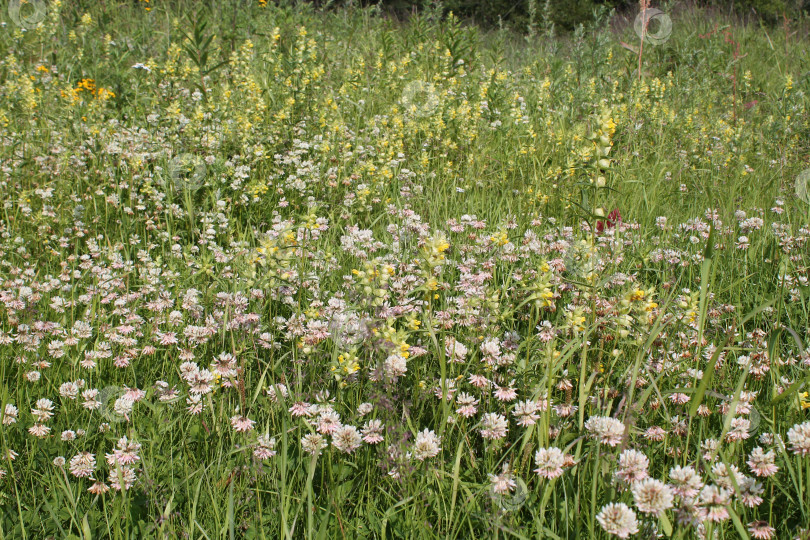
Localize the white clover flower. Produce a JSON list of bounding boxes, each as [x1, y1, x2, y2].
[[412, 429, 441, 461], [787, 421, 810, 456], [585, 416, 625, 446], [632, 478, 674, 516], [596, 502, 639, 538], [332, 425, 363, 454], [533, 447, 565, 479], [616, 449, 649, 484]]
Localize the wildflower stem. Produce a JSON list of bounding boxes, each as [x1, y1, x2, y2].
[[590, 446, 600, 538]]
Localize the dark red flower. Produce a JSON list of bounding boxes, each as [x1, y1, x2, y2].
[[596, 208, 622, 234]]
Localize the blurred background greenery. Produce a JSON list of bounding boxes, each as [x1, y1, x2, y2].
[[310, 0, 810, 31]]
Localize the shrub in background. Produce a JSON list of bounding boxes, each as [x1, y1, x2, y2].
[[354, 0, 810, 30]]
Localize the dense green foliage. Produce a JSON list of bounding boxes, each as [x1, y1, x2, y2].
[[349, 0, 810, 30]]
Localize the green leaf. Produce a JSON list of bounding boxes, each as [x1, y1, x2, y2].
[[773, 378, 808, 405], [204, 60, 229, 76], [82, 514, 92, 540], [689, 328, 730, 418], [727, 506, 750, 539], [659, 512, 673, 537], [227, 481, 235, 540], [448, 441, 464, 529]]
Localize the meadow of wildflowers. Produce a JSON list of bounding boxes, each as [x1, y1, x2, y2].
[[1, 1, 810, 538]]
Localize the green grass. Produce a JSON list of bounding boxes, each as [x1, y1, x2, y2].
[[0, 1, 809, 538]]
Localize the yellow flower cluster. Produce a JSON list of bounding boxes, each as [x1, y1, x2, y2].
[[526, 262, 555, 309], [350, 259, 394, 307], [331, 350, 361, 379], [586, 108, 616, 172], [63, 79, 115, 103], [378, 319, 412, 360], [255, 229, 297, 282], [422, 232, 450, 267]]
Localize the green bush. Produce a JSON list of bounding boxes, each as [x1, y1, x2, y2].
[[361, 0, 809, 30], [733, 0, 801, 21]]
